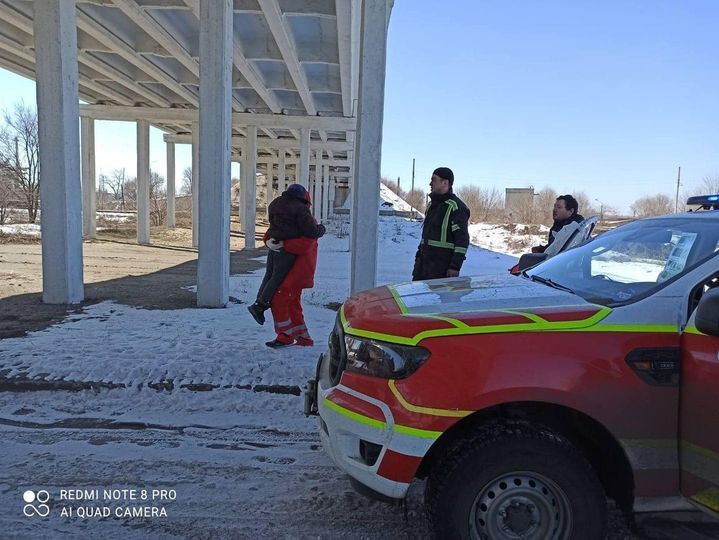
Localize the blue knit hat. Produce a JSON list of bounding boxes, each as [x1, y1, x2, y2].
[[285, 183, 310, 203]]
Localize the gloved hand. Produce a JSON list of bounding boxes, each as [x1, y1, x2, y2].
[[265, 238, 284, 251], [317, 224, 326, 238]]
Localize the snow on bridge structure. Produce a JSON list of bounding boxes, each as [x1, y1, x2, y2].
[[0, 0, 392, 305]]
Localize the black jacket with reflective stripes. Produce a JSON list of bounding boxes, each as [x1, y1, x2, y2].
[[412, 191, 470, 280]]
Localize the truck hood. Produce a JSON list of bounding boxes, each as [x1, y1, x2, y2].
[[341, 274, 610, 344]]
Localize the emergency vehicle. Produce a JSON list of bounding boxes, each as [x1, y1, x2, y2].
[[305, 196, 719, 539]]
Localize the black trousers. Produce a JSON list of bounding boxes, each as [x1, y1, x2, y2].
[[256, 249, 297, 305], [412, 247, 452, 281]]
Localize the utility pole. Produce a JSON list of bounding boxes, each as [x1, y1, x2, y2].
[[410, 158, 415, 220], [674, 166, 681, 213], [594, 198, 604, 221], [397, 175, 400, 194]]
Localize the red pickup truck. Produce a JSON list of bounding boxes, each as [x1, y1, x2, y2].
[[306, 204, 719, 539]]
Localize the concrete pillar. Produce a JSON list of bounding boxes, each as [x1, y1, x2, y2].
[[265, 158, 273, 214], [329, 176, 336, 217], [350, 0, 389, 294], [136, 120, 150, 245], [323, 164, 331, 221], [278, 152, 286, 194], [191, 121, 199, 247], [243, 125, 257, 249], [197, 0, 232, 307], [237, 159, 244, 233], [298, 127, 310, 188], [166, 142, 175, 227], [34, 0, 84, 304], [81, 116, 96, 238], [314, 149, 323, 217]]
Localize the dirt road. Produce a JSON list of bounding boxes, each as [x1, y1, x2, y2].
[[0, 225, 267, 338]]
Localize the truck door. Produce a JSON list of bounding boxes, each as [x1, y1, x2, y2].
[[680, 285, 719, 513]]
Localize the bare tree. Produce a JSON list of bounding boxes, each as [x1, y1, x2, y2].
[[150, 170, 167, 226], [0, 102, 40, 222], [0, 164, 16, 224], [512, 191, 536, 224], [381, 176, 406, 199], [456, 185, 503, 222], [181, 166, 192, 195], [123, 177, 137, 208], [573, 191, 597, 217], [533, 187, 558, 226], [699, 175, 719, 195], [104, 168, 129, 210], [631, 194, 673, 217], [405, 188, 427, 213]]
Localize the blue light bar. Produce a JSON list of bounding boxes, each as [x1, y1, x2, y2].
[[686, 194, 719, 209]]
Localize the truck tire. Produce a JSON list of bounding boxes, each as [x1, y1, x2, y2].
[[426, 421, 607, 540]]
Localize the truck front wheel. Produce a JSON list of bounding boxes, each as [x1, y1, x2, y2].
[[426, 421, 607, 540]]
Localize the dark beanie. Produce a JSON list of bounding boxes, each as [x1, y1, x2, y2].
[[433, 167, 454, 185], [285, 183, 308, 201]]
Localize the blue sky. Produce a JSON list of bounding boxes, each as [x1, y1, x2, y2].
[[383, 0, 719, 212], [1, 1, 717, 213]]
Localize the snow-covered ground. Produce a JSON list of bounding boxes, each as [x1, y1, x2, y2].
[[0, 223, 41, 237], [378, 183, 424, 216], [469, 222, 548, 257], [0, 217, 520, 538], [97, 211, 135, 223]]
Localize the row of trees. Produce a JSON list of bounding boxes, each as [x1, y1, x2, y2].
[[381, 178, 608, 226], [95, 168, 171, 225], [383, 176, 719, 225], [630, 177, 719, 218], [2, 100, 718, 227], [0, 100, 198, 226]]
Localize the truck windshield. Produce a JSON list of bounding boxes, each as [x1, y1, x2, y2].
[[525, 217, 719, 305]]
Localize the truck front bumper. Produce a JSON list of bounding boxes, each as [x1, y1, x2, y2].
[[307, 352, 433, 500]]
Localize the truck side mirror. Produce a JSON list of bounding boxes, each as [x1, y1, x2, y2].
[[695, 288, 719, 337]]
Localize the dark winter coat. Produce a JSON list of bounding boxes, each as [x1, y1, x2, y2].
[[412, 190, 471, 281], [267, 192, 324, 240], [536, 213, 585, 252]]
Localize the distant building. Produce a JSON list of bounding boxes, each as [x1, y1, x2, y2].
[[505, 187, 535, 221]]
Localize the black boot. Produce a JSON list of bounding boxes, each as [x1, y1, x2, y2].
[[247, 301, 269, 325]]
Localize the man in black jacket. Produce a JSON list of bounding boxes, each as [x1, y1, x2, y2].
[[412, 167, 471, 281], [532, 194, 584, 253]]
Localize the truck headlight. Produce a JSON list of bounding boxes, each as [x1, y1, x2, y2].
[[344, 336, 430, 379]]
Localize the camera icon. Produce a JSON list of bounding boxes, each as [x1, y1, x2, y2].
[[23, 490, 50, 517]]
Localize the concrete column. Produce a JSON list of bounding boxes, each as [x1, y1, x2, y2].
[[34, 0, 83, 304], [278, 152, 286, 193], [265, 158, 273, 215], [81, 116, 96, 238], [323, 164, 331, 221], [191, 121, 199, 247], [197, 0, 232, 307], [237, 159, 244, 233], [243, 125, 257, 249], [350, 0, 389, 294], [166, 142, 176, 227], [314, 149, 323, 217], [298, 127, 310, 188], [329, 176, 336, 218], [136, 120, 150, 245]]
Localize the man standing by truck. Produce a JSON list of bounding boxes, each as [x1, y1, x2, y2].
[[412, 167, 470, 281]]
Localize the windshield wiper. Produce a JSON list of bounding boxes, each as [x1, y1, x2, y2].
[[529, 274, 575, 294]]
